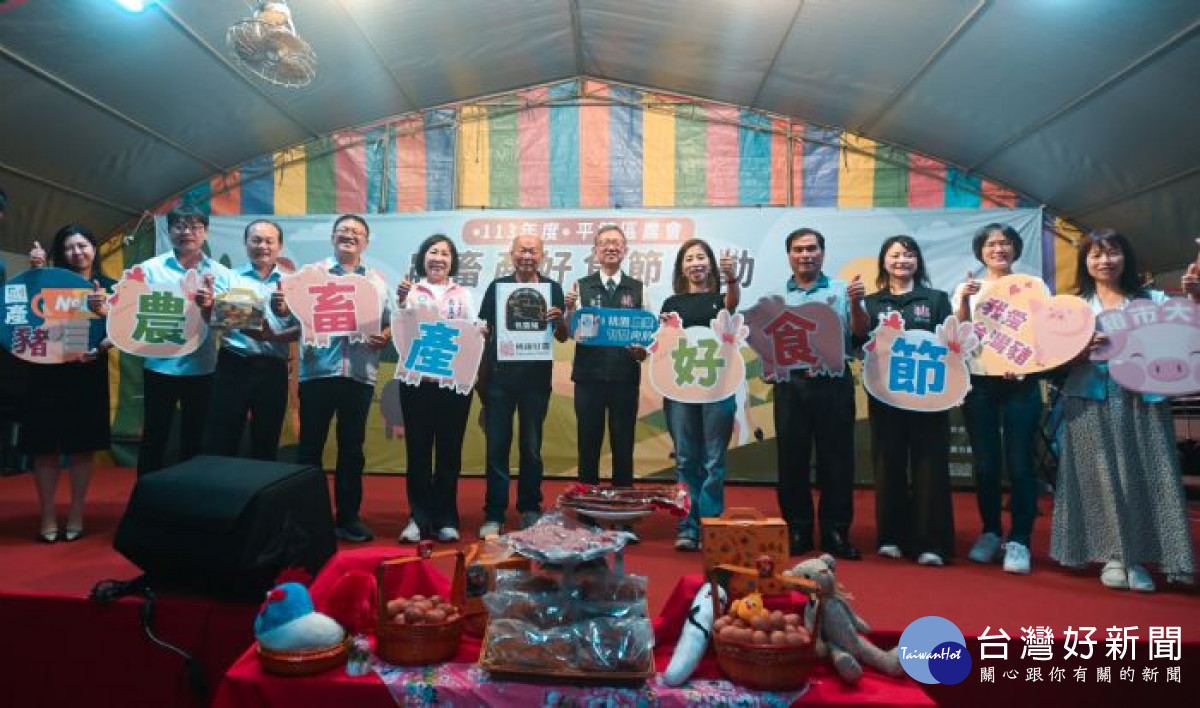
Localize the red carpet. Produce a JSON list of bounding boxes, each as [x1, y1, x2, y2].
[[1, 468, 1197, 706]]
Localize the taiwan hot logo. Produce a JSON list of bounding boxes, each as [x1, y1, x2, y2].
[[898, 616, 971, 685]]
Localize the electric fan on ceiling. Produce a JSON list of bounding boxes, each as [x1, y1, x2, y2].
[[226, 1, 317, 88]]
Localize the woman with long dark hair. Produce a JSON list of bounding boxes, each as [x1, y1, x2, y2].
[[863, 235, 955, 565], [26, 225, 115, 542], [394, 234, 476, 543], [1050, 229, 1195, 591], [660, 238, 739, 551]]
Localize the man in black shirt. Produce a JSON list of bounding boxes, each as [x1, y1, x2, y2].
[[477, 235, 568, 537], [564, 226, 646, 506]]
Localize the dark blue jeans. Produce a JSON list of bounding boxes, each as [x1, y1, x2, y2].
[[483, 380, 550, 522], [665, 396, 736, 539], [961, 375, 1043, 546]]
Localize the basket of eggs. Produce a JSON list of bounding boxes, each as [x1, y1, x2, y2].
[[375, 544, 466, 665], [709, 561, 820, 691]]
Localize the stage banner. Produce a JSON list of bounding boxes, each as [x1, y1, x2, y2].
[[971, 274, 1093, 376], [570, 306, 658, 347], [280, 262, 386, 347], [107, 267, 206, 358], [0, 267, 103, 363], [1092, 297, 1200, 396], [495, 282, 554, 362], [158, 207, 1041, 480], [648, 310, 749, 404], [392, 304, 486, 395], [862, 314, 979, 412], [742, 297, 845, 380]]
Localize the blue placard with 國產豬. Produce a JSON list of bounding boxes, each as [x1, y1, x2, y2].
[[569, 307, 659, 347], [0, 267, 104, 364]]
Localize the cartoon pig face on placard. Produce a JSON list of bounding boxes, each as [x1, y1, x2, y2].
[[1092, 297, 1200, 396], [973, 274, 1094, 376]]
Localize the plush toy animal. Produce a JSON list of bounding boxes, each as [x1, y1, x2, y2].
[[661, 582, 727, 687], [784, 554, 903, 684], [255, 582, 346, 652]]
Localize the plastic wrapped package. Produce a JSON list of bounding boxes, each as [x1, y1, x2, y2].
[[571, 617, 655, 672]]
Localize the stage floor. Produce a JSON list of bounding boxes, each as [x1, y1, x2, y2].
[[1, 468, 1197, 707], [2, 467, 1196, 636]]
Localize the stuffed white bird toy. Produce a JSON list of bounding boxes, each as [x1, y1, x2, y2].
[[661, 582, 727, 686]]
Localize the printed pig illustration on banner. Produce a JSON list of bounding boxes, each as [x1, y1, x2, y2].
[[391, 303, 486, 395], [972, 274, 1094, 376], [281, 263, 385, 347], [862, 313, 979, 412], [1091, 297, 1200, 396], [648, 309, 748, 404], [742, 296, 845, 381], [106, 267, 206, 358]]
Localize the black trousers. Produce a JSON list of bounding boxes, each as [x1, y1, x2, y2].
[[139, 369, 213, 476], [399, 381, 473, 532], [297, 377, 373, 524], [868, 398, 954, 557], [574, 379, 639, 487], [773, 374, 856, 537], [204, 349, 288, 461]]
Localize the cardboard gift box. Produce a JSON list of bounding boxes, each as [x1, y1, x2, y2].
[[701, 507, 789, 596]]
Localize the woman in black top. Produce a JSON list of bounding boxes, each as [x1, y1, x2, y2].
[[862, 235, 955, 566], [26, 225, 115, 543], [660, 238, 739, 551]]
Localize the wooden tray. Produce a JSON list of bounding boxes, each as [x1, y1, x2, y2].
[[478, 624, 654, 686], [256, 637, 350, 677]]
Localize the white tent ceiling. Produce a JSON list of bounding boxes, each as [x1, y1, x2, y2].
[[0, 0, 1197, 273]]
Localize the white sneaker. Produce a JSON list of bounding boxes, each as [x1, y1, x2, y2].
[[968, 532, 1002, 563], [1127, 564, 1156, 593], [478, 521, 502, 539], [878, 544, 903, 559], [1002, 542, 1031, 575], [917, 552, 944, 567], [398, 519, 421, 544], [1100, 561, 1128, 589], [436, 526, 460, 543]]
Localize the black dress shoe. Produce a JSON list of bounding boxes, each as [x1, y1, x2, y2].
[[788, 526, 814, 556], [821, 531, 862, 561]]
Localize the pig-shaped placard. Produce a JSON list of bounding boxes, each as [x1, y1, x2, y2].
[[106, 266, 206, 358], [1091, 297, 1200, 396], [862, 312, 980, 412], [0, 267, 103, 364], [280, 262, 386, 348], [391, 303, 486, 395], [648, 309, 748, 403], [972, 274, 1094, 376], [742, 296, 845, 381]]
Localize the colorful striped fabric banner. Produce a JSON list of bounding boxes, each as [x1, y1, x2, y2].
[[163, 78, 1041, 223]]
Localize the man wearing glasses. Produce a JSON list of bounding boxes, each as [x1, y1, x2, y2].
[[563, 226, 647, 536], [136, 206, 234, 475], [274, 214, 390, 542]]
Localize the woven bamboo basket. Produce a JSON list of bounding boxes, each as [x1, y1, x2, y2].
[[375, 546, 466, 666], [709, 563, 820, 691], [256, 637, 350, 677]]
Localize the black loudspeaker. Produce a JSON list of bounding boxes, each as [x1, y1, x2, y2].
[[114, 456, 337, 600]]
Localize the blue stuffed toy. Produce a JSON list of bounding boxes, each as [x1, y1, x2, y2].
[[255, 582, 346, 652]]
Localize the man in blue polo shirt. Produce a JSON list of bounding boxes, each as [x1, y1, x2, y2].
[[136, 206, 234, 476], [774, 227, 869, 559], [204, 219, 297, 461], [275, 214, 390, 543]]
